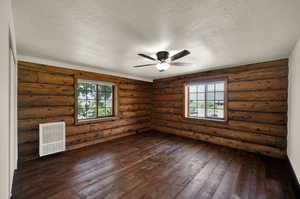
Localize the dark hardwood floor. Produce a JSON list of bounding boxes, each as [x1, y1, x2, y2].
[[12, 131, 296, 199]]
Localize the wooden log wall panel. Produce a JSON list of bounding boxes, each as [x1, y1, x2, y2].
[[152, 59, 288, 158], [155, 59, 288, 83], [19, 106, 74, 119], [84, 117, 149, 132], [152, 101, 287, 114], [18, 121, 151, 145], [151, 113, 286, 137], [228, 101, 287, 113], [118, 90, 151, 98], [154, 126, 285, 158], [18, 95, 75, 107], [18, 61, 153, 163], [119, 83, 153, 90], [119, 104, 151, 112], [228, 79, 288, 91], [37, 72, 74, 85], [228, 90, 287, 101], [18, 116, 75, 131], [227, 120, 286, 137], [153, 87, 184, 95], [152, 94, 183, 101], [227, 65, 288, 82], [152, 85, 288, 101], [119, 97, 152, 104], [65, 130, 141, 151], [18, 83, 74, 96], [228, 111, 287, 124], [153, 119, 285, 148], [120, 110, 151, 118]]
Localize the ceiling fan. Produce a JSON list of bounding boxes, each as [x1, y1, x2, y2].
[[133, 50, 191, 72]]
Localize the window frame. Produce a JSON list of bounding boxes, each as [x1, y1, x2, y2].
[[184, 78, 228, 122], [75, 78, 119, 125]]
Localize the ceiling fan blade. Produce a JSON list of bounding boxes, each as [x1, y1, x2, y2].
[[133, 63, 156, 68], [137, 53, 156, 61], [170, 50, 190, 61], [170, 62, 193, 66]]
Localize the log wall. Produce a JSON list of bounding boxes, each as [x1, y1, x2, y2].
[[152, 59, 288, 158], [18, 61, 152, 162], [18, 59, 289, 162]]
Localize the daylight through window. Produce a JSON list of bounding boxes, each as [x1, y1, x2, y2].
[[76, 79, 115, 121], [186, 80, 226, 120]]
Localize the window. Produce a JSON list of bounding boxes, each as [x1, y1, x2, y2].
[[76, 79, 117, 123], [185, 79, 227, 121]]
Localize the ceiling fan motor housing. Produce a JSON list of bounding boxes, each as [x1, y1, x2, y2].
[[156, 51, 169, 61]]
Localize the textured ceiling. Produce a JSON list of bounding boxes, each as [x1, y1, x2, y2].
[[13, 0, 300, 80]]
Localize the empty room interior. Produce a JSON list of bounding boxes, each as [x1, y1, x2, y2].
[[1, 0, 300, 198]]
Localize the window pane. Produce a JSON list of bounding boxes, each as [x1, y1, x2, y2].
[[103, 85, 112, 92], [207, 84, 215, 92], [78, 91, 87, 100], [197, 101, 205, 109], [189, 100, 197, 108], [86, 100, 96, 109], [215, 92, 224, 101], [77, 83, 86, 99], [98, 108, 106, 117], [207, 109, 215, 117], [197, 109, 205, 117], [86, 89, 96, 100], [78, 108, 87, 119], [206, 101, 215, 109], [77, 81, 115, 120], [87, 83, 96, 92], [98, 85, 104, 93], [215, 109, 224, 118], [98, 100, 105, 108], [87, 110, 96, 118], [197, 93, 205, 100], [189, 86, 197, 92], [86, 100, 97, 119], [78, 100, 86, 109], [189, 98, 197, 116], [105, 108, 112, 116], [215, 101, 224, 110], [77, 82, 86, 91], [189, 93, 197, 100], [206, 92, 214, 101], [187, 80, 225, 120], [189, 106, 197, 117], [104, 92, 112, 100], [106, 100, 112, 108], [99, 92, 106, 101], [197, 85, 205, 92], [216, 82, 224, 91]]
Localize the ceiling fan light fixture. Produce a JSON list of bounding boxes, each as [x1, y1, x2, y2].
[[156, 62, 170, 71], [134, 50, 191, 70]]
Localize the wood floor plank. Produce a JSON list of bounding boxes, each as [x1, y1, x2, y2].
[[119, 142, 212, 199], [12, 131, 296, 199], [77, 139, 188, 198], [210, 150, 243, 199]]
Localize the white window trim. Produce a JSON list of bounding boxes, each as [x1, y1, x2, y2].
[[184, 78, 228, 122]]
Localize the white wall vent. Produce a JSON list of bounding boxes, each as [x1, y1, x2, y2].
[[39, 122, 66, 157]]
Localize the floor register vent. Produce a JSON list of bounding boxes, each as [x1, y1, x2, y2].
[[39, 122, 66, 157]]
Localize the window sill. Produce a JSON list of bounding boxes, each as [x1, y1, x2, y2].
[[76, 116, 120, 125], [185, 116, 227, 123]]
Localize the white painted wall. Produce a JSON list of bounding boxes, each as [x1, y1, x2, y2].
[[0, 0, 17, 198], [9, 5, 18, 196], [288, 38, 300, 182], [0, 0, 11, 197]]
